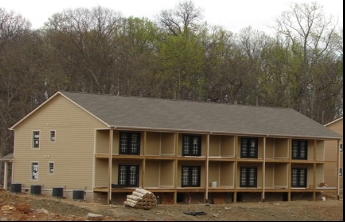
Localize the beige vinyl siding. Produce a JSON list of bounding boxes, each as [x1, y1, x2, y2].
[[315, 164, 324, 186], [144, 132, 176, 156], [274, 138, 289, 158], [94, 159, 108, 187], [13, 95, 107, 191], [306, 165, 314, 188], [274, 163, 288, 187], [220, 162, 234, 187], [160, 161, 174, 187], [220, 136, 234, 157], [324, 119, 343, 189], [264, 163, 274, 187], [207, 161, 234, 187], [307, 140, 314, 161], [208, 162, 219, 186], [326, 119, 343, 135], [324, 140, 338, 161], [112, 132, 120, 154], [265, 138, 274, 159], [144, 160, 160, 187], [209, 135, 235, 157], [95, 130, 110, 153], [323, 162, 338, 187], [146, 132, 160, 155], [209, 135, 220, 156], [315, 140, 324, 161], [160, 133, 175, 156]]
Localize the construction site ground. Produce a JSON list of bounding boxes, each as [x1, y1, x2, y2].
[[0, 188, 343, 221]]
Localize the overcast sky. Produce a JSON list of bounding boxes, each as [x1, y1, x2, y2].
[[1, 0, 343, 34]]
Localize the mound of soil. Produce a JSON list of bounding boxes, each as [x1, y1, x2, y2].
[[0, 189, 343, 221]]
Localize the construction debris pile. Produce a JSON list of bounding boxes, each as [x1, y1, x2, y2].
[[124, 188, 157, 210]]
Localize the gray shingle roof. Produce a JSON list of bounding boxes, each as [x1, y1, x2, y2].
[[60, 91, 341, 139]]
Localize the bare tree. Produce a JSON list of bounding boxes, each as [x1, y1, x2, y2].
[[0, 8, 31, 47], [273, 2, 341, 117], [156, 0, 203, 36], [44, 6, 123, 94], [0, 9, 48, 189]]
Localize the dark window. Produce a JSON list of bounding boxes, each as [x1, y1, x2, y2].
[[291, 168, 307, 187], [340, 144, 343, 152], [241, 137, 258, 158], [48, 162, 54, 174], [240, 167, 257, 187], [31, 162, 39, 180], [292, 140, 307, 159], [181, 166, 200, 187], [119, 132, 140, 155], [33, 131, 40, 148], [182, 135, 201, 156], [118, 165, 139, 187], [50, 131, 56, 142]]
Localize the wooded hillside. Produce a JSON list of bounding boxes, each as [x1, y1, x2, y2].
[[0, 1, 343, 158]]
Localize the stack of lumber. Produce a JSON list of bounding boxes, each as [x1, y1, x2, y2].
[[124, 188, 157, 209]]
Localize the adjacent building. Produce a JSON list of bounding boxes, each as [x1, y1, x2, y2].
[[324, 117, 343, 192], [8, 91, 342, 204]]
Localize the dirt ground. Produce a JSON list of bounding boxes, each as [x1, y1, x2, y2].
[[0, 188, 343, 221]]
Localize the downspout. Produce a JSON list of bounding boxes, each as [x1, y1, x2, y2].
[[205, 132, 211, 203]]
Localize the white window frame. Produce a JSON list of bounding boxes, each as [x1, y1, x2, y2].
[[48, 162, 54, 174], [32, 131, 40, 148], [50, 130, 56, 142], [31, 162, 39, 180]]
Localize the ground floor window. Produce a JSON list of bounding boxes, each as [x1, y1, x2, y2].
[[118, 165, 139, 187], [31, 162, 39, 180], [48, 162, 54, 174], [181, 166, 200, 187], [291, 168, 307, 187], [240, 167, 257, 187]]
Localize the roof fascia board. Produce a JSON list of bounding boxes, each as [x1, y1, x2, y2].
[[324, 117, 343, 127], [9, 91, 62, 130], [9, 91, 110, 130], [59, 92, 110, 127], [114, 125, 268, 136], [112, 126, 341, 140]]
